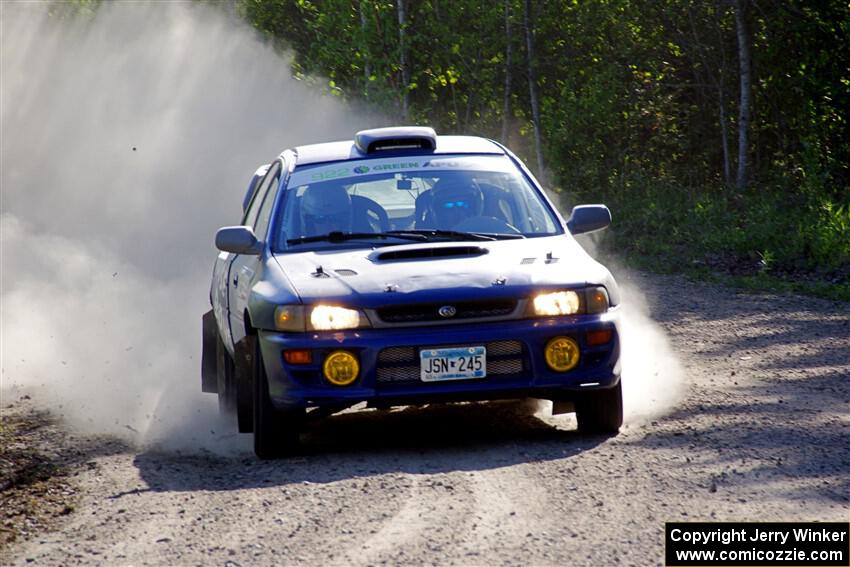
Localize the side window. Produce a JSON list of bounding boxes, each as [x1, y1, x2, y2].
[[253, 169, 282, 240], [242, 161, 281, 234]]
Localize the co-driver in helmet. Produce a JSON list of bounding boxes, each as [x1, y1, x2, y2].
[[299, 183, 353, 237]]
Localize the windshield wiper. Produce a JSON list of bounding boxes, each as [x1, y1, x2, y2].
[[387, 229, 525, 241], [287, 231, 428, 245]]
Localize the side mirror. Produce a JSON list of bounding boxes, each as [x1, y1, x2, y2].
[[566, 205, 611, 235], [215, 226, 262, 255]]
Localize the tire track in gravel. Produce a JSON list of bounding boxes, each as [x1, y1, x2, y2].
[[3, 273, 848, 566], [338, 475, 428, 564], [456, 466, 550, 562], [338, 461, 553, 565]]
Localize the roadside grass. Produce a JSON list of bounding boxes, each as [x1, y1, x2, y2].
[[566, 181, 850, 301], [617, 252, 850, 301], [0, 403, 74, 550]]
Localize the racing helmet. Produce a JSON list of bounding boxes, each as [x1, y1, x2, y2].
[[300, 183, 352, 236], [428, 175, 484, 229]]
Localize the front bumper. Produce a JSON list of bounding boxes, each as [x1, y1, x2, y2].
[[258, 309, 621, 410]]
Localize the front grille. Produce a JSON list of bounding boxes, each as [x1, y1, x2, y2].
[[376, 365, 419, 383], [377, 299, 517, 324], [376, 340, 525, 384], [486, 340, 523, 356], [378, 347, 416, 363]]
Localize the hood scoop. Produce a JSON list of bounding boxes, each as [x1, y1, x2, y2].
[[374, 245, 489, 262]]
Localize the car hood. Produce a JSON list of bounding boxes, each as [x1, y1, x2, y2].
[[271, 236, 620, 308]]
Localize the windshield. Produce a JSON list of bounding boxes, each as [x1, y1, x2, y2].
[[272, 154, 562, 251]]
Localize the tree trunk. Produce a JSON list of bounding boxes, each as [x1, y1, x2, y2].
[[523, 0, 544, 176], [685, 3, 732, 187], [464, 91, 473, 133], [359, 0, 371, 97], [501, 0, 512, 143], [397, 0, 409, 121], [734, 0, 751, 191], [719, 84, 731, 186], [451, 81, 459, 128]]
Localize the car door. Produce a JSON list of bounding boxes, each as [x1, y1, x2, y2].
[[227, 160, 283, 346]]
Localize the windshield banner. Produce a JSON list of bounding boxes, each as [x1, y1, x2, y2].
[[289, 155, 514, 187]]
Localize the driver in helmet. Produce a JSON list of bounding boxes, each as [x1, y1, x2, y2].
[[300, 183, 353, 237], [427, 176, 484, 229]]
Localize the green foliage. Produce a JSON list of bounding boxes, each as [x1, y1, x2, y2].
[[233, 0, 849, 293], [597, 179, 850, 283], [48, 0, 103, 18]]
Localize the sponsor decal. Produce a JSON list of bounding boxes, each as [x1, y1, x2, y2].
[[369, 162, 420, 171], [310, 167, 349, 182], [422, 159, 463, 168]]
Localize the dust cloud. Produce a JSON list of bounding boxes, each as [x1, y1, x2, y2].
[[572, 233, 686, 424], [617, 280, 686, 423], [1, 2, 682, 456], [0, 1, 377, 452]]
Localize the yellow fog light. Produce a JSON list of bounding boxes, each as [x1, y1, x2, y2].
[[544, 337, 580, 372], [322, 350, 360, 386]]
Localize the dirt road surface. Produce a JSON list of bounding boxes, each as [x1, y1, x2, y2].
[[2, 273, 848, 566]]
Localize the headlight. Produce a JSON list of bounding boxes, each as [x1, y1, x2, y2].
[[530, 287, 610, 317], [310, 305, 364, 331], [274, 305, 370, 331], [533, 291, 581, 316]]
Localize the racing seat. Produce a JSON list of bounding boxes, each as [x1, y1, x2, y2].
[[351, 195, 390, 232], [477, 182, 520, 226]]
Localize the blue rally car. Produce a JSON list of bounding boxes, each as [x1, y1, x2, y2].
[[201, 127, 622, 458]]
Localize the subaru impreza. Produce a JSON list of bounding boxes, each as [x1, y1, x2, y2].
[[201, 126, 622, 458]]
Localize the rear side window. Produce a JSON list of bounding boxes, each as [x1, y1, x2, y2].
[[243, 161, 282, 239]]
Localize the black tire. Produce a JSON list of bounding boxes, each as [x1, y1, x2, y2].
[[233, 336, 255, 433], [215, 336, 237, 418], [252, 337, 303, 459], [575, 380, 623, 434]]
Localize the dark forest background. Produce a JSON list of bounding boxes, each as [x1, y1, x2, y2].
[[61, 0, 850, 296]]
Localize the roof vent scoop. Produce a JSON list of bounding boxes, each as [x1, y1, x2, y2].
[[355, 126, 437, 154]]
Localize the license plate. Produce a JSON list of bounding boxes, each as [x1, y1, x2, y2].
[[420, 346, 486, 382]]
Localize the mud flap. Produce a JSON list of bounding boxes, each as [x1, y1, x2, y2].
[[551, 399, 575, 415], [201, 310, 218, 393], [233, 335, 255, 433]]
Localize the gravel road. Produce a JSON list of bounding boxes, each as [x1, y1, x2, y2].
[[2, 273, 848, 566]]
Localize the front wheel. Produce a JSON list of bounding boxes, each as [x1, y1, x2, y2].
[[252, 337, 303, 459], [575, 381, 623, 434]]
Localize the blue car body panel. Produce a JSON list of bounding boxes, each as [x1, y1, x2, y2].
[[258, 314, 620, 409]]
